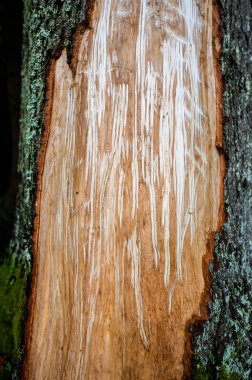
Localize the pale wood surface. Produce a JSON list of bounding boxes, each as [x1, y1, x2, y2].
[[24, 1, 223, 379]]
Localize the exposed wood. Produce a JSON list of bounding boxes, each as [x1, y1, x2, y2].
[[24, 0, 223, 379]]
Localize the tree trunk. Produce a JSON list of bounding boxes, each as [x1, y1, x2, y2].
[[6, 0, 252, 379], [23, 1, 224, 378]]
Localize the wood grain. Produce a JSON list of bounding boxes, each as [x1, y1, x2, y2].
[[24, 0, 222, 379]]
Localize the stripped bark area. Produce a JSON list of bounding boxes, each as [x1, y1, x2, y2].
[[24, 0, 222, 378]]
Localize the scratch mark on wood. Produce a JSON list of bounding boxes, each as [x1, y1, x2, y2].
[[24, 0, 222, 378]]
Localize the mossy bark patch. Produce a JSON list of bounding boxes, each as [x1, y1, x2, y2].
[[0, 256, 29, 379]]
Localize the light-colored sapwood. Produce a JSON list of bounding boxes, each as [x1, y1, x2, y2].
[[24, 1, 223, 378]]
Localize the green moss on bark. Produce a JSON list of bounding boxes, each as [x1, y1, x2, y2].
[[191, 0, 252, 378], [0, 256, 28, 379]]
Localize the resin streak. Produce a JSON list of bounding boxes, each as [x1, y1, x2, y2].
[[25, 0, 221, 378]]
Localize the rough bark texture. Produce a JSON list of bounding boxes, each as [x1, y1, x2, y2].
[[2, 1, 87, 377], [0, 0, 22, 372], [191, 0, 252, 378], [16, 0, 89, 265], [0, 0, 251, 378]]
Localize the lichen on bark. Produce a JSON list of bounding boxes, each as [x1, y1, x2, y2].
[[0, 0, 87, 377], [17, 0, 89, 264], [191, 0, 252, 378]]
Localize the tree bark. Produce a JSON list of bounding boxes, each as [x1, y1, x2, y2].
[[191, 0, 252, 378], [4, 0, 251, 379], [23, 1, 224, 378]]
